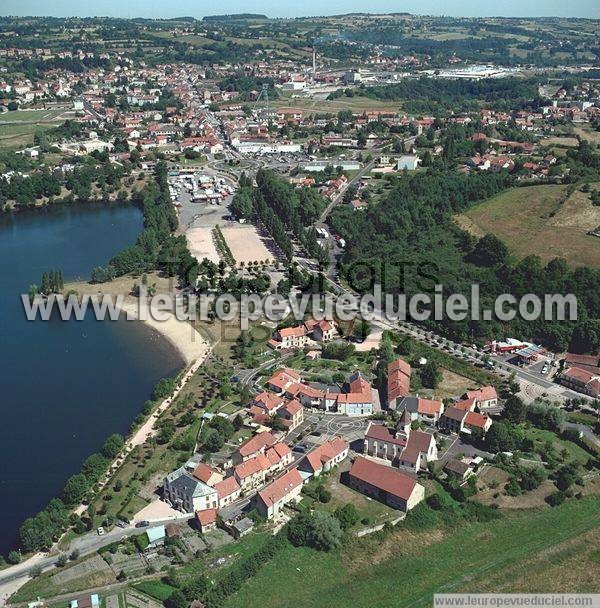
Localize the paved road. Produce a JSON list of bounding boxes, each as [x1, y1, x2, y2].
[[0, 515, 191, 599]]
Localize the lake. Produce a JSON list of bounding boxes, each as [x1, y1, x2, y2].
[[0, 203, 184, 557]]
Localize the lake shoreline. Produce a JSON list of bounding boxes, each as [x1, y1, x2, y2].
[[65, 273, 211, 366]]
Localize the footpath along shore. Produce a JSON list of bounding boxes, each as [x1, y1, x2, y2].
[[1, 291, 213, 603]]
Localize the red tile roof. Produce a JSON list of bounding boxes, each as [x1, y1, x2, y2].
[[466, 386, 498, 403], [234, 454, 270, 480], [192, 462, 220, 485], [387, 358, 411, 402], [267, 368, 302, 391], [281, 399, 302, 417], [416, 398, 443, 416], [302, 437, 349, 473], [465, 411, 490, 430], [454, 398, 476, 411], [563, 366, 598, 383], [196, 508, 217, 526], [349, 457, 417, 501], [278, 325, 306, 339], [238, 431, 277, 458], [214, 476, 240, 500], [254, 391, 284, 412], [257, 468, 303, 508], [365, 423, 407, 448]]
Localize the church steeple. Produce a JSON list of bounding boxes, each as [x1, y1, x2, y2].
[[396, 408, 412, 439]]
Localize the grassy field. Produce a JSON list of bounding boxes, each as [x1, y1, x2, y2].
[[0, 108, 65, 122], [525, 427, 592, 465], [0, 122, 52, 148], [455, 184, 600, 268], [420, 368, 478, 401], [0, 108, 68, 148], [269, 95, 402, 114], [224, 497, 600, 608]]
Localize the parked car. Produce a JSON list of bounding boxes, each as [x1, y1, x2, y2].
[[97, 527, 105, 536], [135, 521, 149, 528]]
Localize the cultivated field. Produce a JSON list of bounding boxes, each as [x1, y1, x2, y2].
[[455, 184, 600, 267], [220, 224, 277, 266]]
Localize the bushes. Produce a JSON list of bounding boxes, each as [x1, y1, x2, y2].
[[134, 533, 149, 552], [153, 377, 176, 400], [401, 503, 442, 531], [546, 491, 568, 507], [134, 580, 177, 602], [552, 463, 583, 492], [334, 503, 360, 530], [524, 401, 566, 432], [322, 341, 356, 361], [204, 533, 288, 608], [286, 511, 343, 551], [302, 481, 331, 503]]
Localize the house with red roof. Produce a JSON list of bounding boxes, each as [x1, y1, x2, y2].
[[278, 399, 304, 431], [395, 396, 444, 425], [266, 368, 302, 395], [272, 325, 308, 349], [233, 442, 293, 492], [559, 367, 600, 399], [252, 391, 285, 416], [192, 463, 223, 487], [196, 508, 217, 534], [233, 454, 271, 491], [214, 476, 241, 507], [255, 468, 304, 519], [464, 411, 493, 434], [233, 431, 277, 465], [440, 406, 492, 435], [464, 386, 499, 409], [387, 358, 412, 408], [348, 457, 424, 511], [268, 318, 335, 350], [298, 437, 349, 479]]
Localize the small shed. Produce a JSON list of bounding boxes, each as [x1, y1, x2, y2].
[[146, 525, 166, 548]]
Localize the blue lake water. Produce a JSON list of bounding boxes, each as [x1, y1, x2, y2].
[[0, 203, 183, 556]]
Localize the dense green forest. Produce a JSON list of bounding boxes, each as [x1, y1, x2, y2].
[[361, 77, 542, 114], [330, 169, 600, 354], [231, 170, 329, 264]]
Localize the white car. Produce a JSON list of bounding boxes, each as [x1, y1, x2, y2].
[[541, 365, 549, 375], [97, 527, 105, 536]]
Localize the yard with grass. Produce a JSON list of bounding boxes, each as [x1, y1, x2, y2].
[[455, 184, 600, 267], [420, 368, 479, 401], [224, 496, 600, 608], [525, 427, 592, 465]]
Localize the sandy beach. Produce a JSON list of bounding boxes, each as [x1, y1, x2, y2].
[[66, 273, 209, 365], [118, 299, 208, 365]]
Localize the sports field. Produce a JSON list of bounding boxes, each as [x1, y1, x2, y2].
[[455, 184, 600, 268]]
